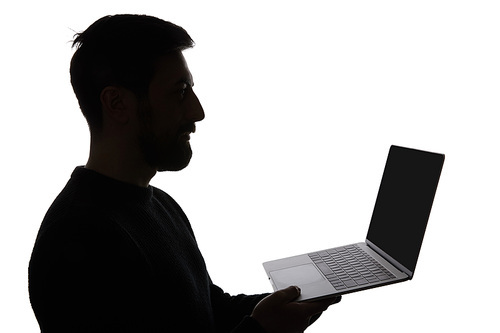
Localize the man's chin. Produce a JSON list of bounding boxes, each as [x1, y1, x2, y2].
[[156, 149, 192, 172], [157, 161, 190, 172]]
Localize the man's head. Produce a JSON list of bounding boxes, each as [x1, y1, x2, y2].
[[71, 14, 204, 172]]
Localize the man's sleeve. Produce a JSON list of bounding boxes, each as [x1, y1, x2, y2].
[[210, 283, 270, 333]]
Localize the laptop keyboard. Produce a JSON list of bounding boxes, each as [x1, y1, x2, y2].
[[308, 244, 395, 290]]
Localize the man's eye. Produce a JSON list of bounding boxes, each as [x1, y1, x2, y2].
[[180, 85, 188, 98]]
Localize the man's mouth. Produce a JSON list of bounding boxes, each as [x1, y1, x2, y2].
[[178, 124, 196, 141]]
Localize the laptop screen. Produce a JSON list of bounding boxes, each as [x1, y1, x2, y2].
[[366, 145, 444, 275]]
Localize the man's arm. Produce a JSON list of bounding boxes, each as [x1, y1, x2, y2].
[[29, 217, 162, 332], [210, 283, 269, 332]]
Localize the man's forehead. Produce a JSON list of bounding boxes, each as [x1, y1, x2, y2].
[[154, 51, 193, 85]]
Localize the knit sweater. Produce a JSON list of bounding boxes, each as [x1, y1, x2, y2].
[[29, 167, 268, 332]]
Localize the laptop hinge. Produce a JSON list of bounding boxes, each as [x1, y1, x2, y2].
[[366, 239, 414, 279]]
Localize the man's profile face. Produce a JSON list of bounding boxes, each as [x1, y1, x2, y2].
[[136, 51, 205, 172]]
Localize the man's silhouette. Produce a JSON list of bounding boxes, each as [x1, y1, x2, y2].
[[28, 14, 340, 332]]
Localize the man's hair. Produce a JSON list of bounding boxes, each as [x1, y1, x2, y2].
[[70, 14, 194, 132]]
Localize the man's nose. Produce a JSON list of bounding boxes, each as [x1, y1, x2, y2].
[[189, 91, 205, 122]]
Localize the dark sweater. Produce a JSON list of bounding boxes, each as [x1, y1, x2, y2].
[[29, 167, 268, 332]]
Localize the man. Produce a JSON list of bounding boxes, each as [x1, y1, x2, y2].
[[28, 14, 341, 332]]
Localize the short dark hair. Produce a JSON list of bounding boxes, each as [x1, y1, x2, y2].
[[70, 14, 194, 132]]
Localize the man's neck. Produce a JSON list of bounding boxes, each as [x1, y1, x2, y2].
[[86, 139, 156, 188], [85, 161, 155, 188]]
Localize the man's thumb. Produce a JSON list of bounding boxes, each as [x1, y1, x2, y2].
[[278, 286, 301, 302]]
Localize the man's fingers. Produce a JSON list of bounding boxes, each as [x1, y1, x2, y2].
[[300, 295, 342, 315]]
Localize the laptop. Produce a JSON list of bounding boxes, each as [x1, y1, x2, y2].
[[263, 145, 444, 301]]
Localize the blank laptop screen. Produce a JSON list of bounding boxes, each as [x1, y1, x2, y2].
[[366, 146, 444, 275]]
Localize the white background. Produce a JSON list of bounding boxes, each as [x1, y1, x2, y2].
[[1, 1, 499, 332]]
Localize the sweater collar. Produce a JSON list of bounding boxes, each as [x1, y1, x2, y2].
[[70, 166, 154, 204]]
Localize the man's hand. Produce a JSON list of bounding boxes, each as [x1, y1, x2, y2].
[[251, 286, 341, 333]]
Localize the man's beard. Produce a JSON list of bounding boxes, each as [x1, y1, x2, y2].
[[138, 130, 193, 172], [136, 100, 194, 172]]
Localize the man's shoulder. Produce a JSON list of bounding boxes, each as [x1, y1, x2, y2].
[[40, 179, 110, 233], [36, 195, 124, 254], [32, 184, 142, 271], [35, 169, 130, 249]]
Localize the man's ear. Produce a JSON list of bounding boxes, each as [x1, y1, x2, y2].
[[100, 86, 135, 125]]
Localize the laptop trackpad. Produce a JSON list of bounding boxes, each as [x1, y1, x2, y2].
[[270, 264, 324, 289]]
